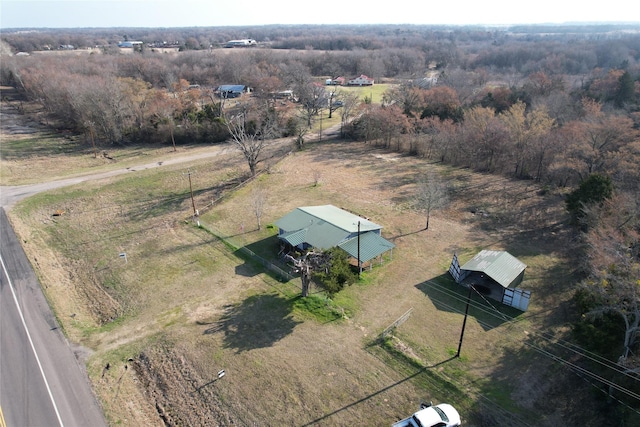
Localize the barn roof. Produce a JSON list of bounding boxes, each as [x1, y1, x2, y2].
[[299, 205, 381, 233], [274, 205, 394, 263], [460, 250, 526, 288], [217, 85, 245, 92], [338, 232, 395, 262]]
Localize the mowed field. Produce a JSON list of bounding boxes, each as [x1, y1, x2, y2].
[[2, 93, 596, 425]]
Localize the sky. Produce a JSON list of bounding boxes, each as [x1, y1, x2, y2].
[[1, 0, 638, 29]]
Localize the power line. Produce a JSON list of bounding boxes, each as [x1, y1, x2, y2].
[[523, 339, 640, 401], [424, 278, 636, 374], [423, 279, 639, 378], [417, 280, 640, 403]]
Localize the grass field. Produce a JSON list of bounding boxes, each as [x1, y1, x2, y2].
[[2, 90, 608, 426], [304, 83, 395, 136]]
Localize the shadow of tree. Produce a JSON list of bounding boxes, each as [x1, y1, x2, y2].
[[202, 293, 300, 352], [300, 356, 458, 426], [475, 342, 625, 426], [415, 274, 525, 331], [1, 133, 97, 160], [234, 262, 259, 277], [127, 189, 205, 221], [127, 172, 249, 223]]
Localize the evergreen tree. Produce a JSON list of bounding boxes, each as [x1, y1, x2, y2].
[[312, 247, 357, 296], [614, 71, 635, 108], [566, 173, 613, 223]]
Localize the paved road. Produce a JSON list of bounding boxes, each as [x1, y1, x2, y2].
[[0, 133, 306, 426], [0, 138, 293, 426], [0, 148, 230, 426], [0, 146, 236, 426], [1, 208, 107, 427], [0, 145, 239, 426]]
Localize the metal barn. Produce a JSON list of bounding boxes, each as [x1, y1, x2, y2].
[[449, 250, 531, 311]]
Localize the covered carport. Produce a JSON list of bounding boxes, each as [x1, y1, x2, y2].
[[449, 250, 530, 310]]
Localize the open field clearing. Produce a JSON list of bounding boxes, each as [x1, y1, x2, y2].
[[5, 119, 605, 425], [0, 82, 388, 186], [2, 82, 609, 426], [0, 86, 244, 185], [329, 83, 391, 104]]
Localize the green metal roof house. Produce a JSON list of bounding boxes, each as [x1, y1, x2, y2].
[[274, 205, 395, 266]]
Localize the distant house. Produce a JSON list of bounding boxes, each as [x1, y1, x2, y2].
[[225, 39, 257, 48], [347, 74, 374, 86], [271, 90, 294, 100], [326, 76, 346, 86], [118, 41, 143, 48], [449, 250, 531, 311], [216, 85, 250, 98], [414, 75, 438, 89], [275, 205, 395, 270]]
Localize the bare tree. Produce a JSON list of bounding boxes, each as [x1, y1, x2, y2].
[[83, 120, 98, 158], [224, 103, 278, 176], [415, 172, 449, 230], [438, 67, 487, 104], [297, 82, 328, 128], [340, 92, 361, 138], [580, 194, 640, 374], [382, 83, 423, 115], [251, 186, 266, 230], [312, 169, 322, 187], [284, 251, 331, 297], [149, 90, 180, 151], [327, 90, 340, 119], [289, 114, 309, 150]]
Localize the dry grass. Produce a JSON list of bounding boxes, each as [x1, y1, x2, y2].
[[4, 91, 597, 425]]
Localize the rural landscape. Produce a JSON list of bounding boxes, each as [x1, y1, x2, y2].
[[1, 23, 640, 426]]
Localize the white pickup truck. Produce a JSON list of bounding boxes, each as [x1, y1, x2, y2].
[[392, 403, 461, 427]]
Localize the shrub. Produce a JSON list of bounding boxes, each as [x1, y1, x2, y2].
[[566, 173, 613, 223], [312, 247, 357, 296]]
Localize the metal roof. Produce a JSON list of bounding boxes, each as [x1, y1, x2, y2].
[[217, 85, 245, 92], [338, 232, 395, 263], [298, 205, 381, 233], [460, 250, 527, 288], [275, 205, 394, 261], [279, 229, 307, 247]]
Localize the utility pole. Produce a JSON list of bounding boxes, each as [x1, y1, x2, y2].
[[456, 284, 474, 358], [184, 169, 199, 226], [319, 107, 323, 141], [357, 220, 361, 278]]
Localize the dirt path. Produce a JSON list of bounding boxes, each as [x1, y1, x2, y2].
[[0, 144, 240, 209], [0, 83, 339, 210]]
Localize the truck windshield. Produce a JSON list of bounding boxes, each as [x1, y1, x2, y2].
[[433, 406, 449, 422]]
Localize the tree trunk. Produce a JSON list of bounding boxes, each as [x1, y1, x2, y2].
[[622, 311, 640, 359], [301, 271, 310, 297]]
